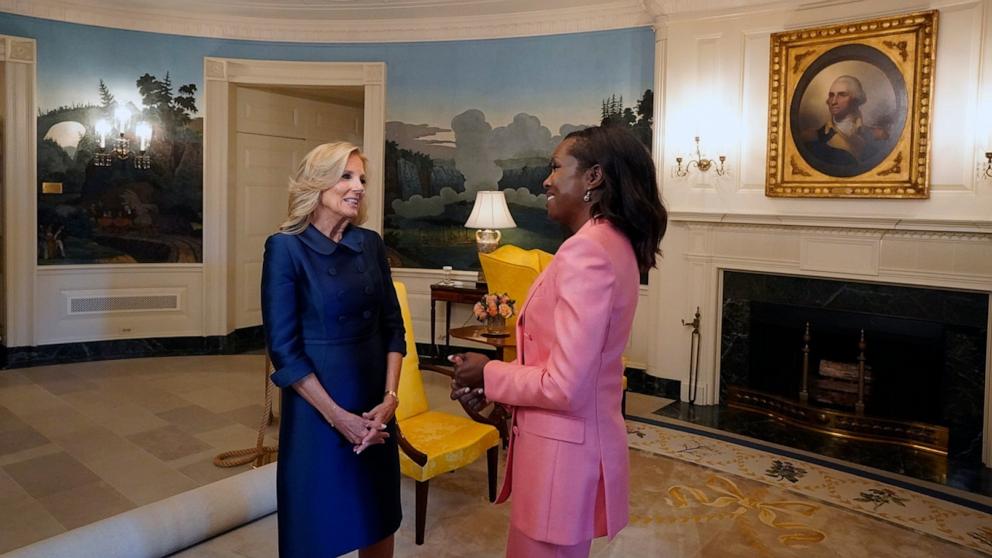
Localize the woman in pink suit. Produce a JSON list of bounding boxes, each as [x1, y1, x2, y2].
[[450, 125, 667, 557]]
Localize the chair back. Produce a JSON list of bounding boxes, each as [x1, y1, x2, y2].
[[535, 249, 554, 272], [479, 246, 553, 361], [479, 245, 553, 308], [393, 281, 431, 421]]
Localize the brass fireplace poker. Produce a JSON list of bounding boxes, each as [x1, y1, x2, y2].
[[682, 307, 702, 405]]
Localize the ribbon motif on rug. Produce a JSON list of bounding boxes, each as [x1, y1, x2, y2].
[[667, 474, 827, 546]]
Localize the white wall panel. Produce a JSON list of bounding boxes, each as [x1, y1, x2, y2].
[[34, 266, 203, 344], [929, 2, 984, 191], [740, 31, 772, 190]]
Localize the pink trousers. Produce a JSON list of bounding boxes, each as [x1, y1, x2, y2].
[[506, 525, 592, 558]]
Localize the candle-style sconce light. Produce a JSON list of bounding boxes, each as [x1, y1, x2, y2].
[[93, 106, 153, 170], [674, 136, 727, 177], [981, 151, 992, 180]]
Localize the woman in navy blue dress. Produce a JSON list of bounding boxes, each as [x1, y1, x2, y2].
[[261, 142, 405, 558]]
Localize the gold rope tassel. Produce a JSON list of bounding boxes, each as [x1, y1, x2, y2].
[[214, 354, 279, 469]]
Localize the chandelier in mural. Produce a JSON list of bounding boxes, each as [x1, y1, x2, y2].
[[93, 106, 153, 169]]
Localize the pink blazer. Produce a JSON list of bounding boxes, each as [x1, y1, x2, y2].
[[483, 218, 639, 546]]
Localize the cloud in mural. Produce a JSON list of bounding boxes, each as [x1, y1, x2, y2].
[[553, 123, 590, 144], [502, 186, 547, 209], [389, 112, 592, 217], [490, 113, 555, 159], [391, 187, 463, 218], [385, 121, 456, 160], [451, 109, 502, 192]]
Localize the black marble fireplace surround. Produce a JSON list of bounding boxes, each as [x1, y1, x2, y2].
[[720, 271, 989, 481]]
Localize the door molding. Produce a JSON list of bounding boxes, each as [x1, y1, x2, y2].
[[202, 57, 386, 336], [1, 35, 37, 347]]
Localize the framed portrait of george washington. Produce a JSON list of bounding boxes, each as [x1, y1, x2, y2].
[[765, 11, 937, 198]]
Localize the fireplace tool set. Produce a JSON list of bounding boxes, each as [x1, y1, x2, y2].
[[682, 307, 701, 405]]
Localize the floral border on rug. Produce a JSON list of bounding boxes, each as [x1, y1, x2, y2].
[[626, 420, 992, 555]]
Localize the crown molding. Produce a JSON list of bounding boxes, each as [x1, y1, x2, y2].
[[0, 0, 654, 43]]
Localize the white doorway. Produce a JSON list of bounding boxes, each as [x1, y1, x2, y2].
[[232, 85, 365, 328], [201, 58, 386, 336]]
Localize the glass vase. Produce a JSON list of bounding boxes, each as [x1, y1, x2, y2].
[[483, 315, 507, 337]]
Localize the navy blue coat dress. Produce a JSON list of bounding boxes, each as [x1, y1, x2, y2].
[[261, 224, 406, 557]]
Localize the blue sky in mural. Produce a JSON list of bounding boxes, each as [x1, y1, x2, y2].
[[0, 13, 652, 131], [381, 33, 653, 133]]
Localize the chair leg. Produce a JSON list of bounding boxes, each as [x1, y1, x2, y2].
[[415, 480, 429, 545], [486, 446, 498, 502], [622, 389, 628, 417]]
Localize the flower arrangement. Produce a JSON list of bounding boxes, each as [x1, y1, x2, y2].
[[473, 293, 515, 322]]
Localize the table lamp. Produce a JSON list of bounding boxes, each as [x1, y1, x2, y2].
[[465, 190, 516, 283]]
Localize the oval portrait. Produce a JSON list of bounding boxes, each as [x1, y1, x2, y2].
[[790, 44, 907, 178]]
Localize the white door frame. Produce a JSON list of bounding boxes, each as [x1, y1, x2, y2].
[[1, 36, 38, 348], [202, 58, 386, 336]]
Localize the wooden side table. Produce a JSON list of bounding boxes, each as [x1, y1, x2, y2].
[[430, 283, 487, 356], [448, 325, 515, 362]]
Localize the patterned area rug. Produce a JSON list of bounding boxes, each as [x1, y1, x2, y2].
[[626, 419, 992, 556]]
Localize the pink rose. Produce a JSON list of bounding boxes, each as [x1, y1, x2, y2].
[[498, 303, 512, 318]]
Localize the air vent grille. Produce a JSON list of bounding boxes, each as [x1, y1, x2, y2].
[[68, 294, 180, 315]]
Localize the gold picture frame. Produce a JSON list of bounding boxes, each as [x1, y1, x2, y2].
[[765, 11, 937, 198]]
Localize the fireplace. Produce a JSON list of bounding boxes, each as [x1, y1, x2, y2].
[[721, 271, 988, 462]]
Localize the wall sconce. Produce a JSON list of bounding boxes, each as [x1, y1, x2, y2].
[[982, 151, 992, 180], [674, 136, 727, 177], [93, 106, 153, 170]]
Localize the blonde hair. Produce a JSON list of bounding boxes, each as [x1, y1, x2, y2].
[[279, 142, 369, 234]]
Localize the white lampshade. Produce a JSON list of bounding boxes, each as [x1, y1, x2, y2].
[[464, 190, 517, 230]]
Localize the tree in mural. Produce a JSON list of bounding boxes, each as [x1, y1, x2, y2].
[[137, 72, 197, 131], [98, 79, 115, 108], [600, 89, 653, 148]]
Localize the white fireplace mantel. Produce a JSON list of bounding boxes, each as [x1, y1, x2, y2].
[[650, 211, 992, 465]]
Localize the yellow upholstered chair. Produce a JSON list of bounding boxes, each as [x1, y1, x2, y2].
[[393, 281, 504, 545], [478, 245, 554, 361]]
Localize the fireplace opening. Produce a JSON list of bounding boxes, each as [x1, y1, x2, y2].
[[748, 301, 945, 425], [720, 271, 988, 465]]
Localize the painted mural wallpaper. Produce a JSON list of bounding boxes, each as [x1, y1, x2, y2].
[[381, 35, 654, 270], [12, 13, 653, 268], [38, 70, 203, 264]]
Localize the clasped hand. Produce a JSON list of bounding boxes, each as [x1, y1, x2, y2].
[[333, 397, 398, 454], [448, 352, 490, 413]]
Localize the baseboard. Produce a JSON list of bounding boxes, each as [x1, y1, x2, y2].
[[2, 326, 266, 369], [625, 368, 681, 401]]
